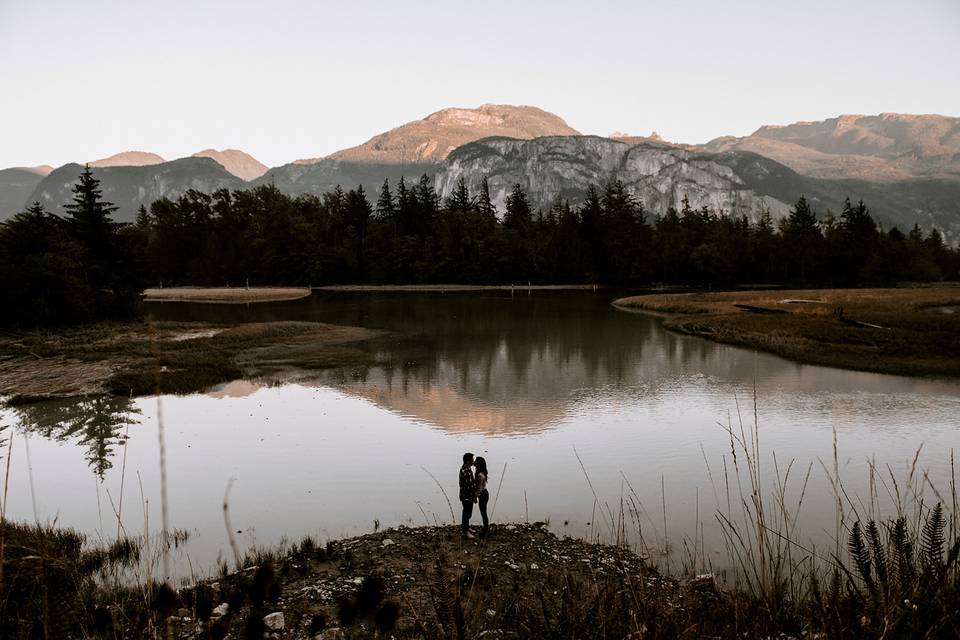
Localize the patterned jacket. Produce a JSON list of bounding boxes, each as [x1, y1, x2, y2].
[[459, 464, 476, 502]]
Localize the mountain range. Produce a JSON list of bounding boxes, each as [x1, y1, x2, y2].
[[3, 105, 959, 238]]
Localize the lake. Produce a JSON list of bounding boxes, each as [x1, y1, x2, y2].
[[3, 291, 959, 580]]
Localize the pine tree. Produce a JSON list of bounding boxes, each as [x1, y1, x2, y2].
[[63, 165, 119, 287], [375, 179, 395, 220], [446, 176, 473, 213], [503, 183, 532, 230], [477, 176, 497, 220]]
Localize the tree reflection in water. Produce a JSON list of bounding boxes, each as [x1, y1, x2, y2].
[[15, 396, 140, 478]]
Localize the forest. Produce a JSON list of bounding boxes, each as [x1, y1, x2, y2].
[[0, 166, 958, 326]]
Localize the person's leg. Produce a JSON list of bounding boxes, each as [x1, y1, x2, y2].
[[479, 492, 489, 538], [461, 499, 473, 536]]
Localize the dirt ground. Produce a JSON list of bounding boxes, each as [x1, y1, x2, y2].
[[166, 523, 679, 639], [613, 286, 960, 377]]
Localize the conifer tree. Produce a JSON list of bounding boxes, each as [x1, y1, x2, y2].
[[375, 179, 395, 220], [504, 183, 532, 230], [477, 176, 497, 220], [446, 176, 473, 213]]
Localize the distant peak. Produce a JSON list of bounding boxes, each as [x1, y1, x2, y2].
[[191, 148, 268, 181], [89, 151, 165, 167]]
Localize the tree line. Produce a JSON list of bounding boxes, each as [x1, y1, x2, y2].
[[1, 167, 957, 326]]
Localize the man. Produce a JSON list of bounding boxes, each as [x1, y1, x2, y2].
[[459, 452, 476, 538]]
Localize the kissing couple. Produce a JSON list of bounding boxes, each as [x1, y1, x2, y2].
[[458, 452, 490, 539]]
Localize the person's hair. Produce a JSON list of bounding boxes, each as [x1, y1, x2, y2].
[[474, 456, 488, 477], [463, 452, 474, 464]]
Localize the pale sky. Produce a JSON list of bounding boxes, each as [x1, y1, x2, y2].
[[1, 0, 958, 169]]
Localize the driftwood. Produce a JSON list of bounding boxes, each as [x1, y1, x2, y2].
[[733, 304, 788, 315], [837, 316, 888, 330]]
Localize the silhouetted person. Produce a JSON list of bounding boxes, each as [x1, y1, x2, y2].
[[474, 456, 490, 539], [459, 452, 476, 538]]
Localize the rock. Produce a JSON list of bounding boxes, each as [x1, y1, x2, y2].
[[315, 627, 345, 640], [382, 538, 395, 547], [530, 563, 539, 570], [264, 611, 284, 631], [211, 603, 229, 618], [435, 136, 791, 223]]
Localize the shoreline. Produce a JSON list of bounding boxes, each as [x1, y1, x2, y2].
[[613, 286, 960, 378], [143, 287, 312, 303], [0, 320, 382, 404], [313, 283, 607, 292]]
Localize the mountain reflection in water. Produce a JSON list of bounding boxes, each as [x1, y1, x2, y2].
[[3, 291, 958, 577]]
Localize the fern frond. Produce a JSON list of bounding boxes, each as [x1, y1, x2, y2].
[[921, 503, 945, 575], [849, 521, 874, 590], [867, 520, 888, 589]]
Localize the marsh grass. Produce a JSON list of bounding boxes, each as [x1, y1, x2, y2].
[[614, 287, 960, 377]]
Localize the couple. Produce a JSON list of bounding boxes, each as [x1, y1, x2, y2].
[[458, 452, 490, 539]]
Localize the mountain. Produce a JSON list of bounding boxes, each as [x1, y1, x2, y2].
[[26, 158, 244, 222], [89, 151, 166, 167], [0, 168, 47, 217], [191, 149, 268, 181], [438, 136, 789, 220], [700, 113, 960, 182], [251, 160, 437, 197], [18, 165, 54, 176], [309, 104, 580, 165], [436, 135, 960, 237]]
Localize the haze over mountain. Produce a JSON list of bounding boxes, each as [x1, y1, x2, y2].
[[698, 113, 960, 182], [27, 158, 243, 220], [88, 151, 166, 168], [191, 149, 268, 181], [306, 104, 580, 164]]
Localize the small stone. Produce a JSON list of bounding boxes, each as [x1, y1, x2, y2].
[[316, 628, 345, 640], [381, 538, 395, 546], [486, 608, 496, 618], [264, 611, 284, 631], [212, 603, 229, 618], [530, 563, 539, 570]]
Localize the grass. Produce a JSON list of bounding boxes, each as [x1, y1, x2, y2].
[[613, 286, 960, 377]]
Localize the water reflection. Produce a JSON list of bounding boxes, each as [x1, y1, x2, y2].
[[4, 292, 958, 577], [150, 292, 960, 437], [14, 396, 140, 477]]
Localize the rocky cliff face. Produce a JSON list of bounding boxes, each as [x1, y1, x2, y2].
[[192, 149, 268, 181], [315, 104, 580, 164], [436, 136, 790, 221]]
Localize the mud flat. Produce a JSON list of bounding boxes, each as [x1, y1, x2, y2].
[[614, 286, 960, 377], [0, 320, 381, 403], [144, 287, 311, 303]]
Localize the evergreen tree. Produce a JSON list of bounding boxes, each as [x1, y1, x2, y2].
[[375, 179, 395, 220], [63, 165, 119, 287], [477, 177, 497, 220], [445, 176, 473, 213], [781, 195, 822, 282], [503, 183, 532, 231]]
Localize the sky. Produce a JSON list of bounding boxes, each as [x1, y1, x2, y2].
[[1, 0, 958, 169]]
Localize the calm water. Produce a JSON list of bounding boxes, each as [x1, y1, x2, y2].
[[3, 291, 959, 579]]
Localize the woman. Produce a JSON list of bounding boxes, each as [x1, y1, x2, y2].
[[474, 456, 490, 539]]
